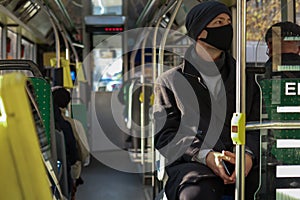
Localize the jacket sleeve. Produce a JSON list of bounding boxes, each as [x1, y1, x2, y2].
[[153, 77, 202, 163]]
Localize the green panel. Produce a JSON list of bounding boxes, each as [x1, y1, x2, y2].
[[270, 129, 300, 164], [260, 79, 300, 164], [29, 78, 52, 144], [260, 79, 300, 120]]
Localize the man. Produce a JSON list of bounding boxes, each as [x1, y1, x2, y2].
[[153, 1, 260, 200], [265, 21, 300, 78], [52, 87, 82, 199]]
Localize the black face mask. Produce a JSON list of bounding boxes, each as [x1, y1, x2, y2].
[[200, 24, 233, 51]]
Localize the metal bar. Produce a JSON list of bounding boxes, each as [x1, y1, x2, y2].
[[39, 1, 61, 67], [53, 0, 75, 29], [152, 16, 163, 84], [129, 30, 148, 78], [287, 0, 295, 22], [158, 0, 182, 76], [48, 15, 60, 68], [64, 25, 81, 100], [52, 16, 69, 60], [64, 26, 79, 67], [156, 44, 191, 48], [151, 15, 163, 193], [140, 31, 150, 166], [235, 0, 247, 199], [246, 121, 300, 130], [281, 0, 295, 22]]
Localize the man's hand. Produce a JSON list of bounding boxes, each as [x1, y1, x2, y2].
[[205, 150, 253, 184], [206, 151, 236, 184]]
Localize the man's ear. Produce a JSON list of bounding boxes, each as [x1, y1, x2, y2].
[[198, 30, 208, 40]]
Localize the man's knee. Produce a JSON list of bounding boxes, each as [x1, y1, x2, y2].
[[178, 179, 223, 200]]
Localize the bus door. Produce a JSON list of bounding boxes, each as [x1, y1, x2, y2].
[[85, 15, 126, 152]]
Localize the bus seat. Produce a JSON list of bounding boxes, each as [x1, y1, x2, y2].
[[0, 73, 52, 200], [154, 150, 233, 200], [29, 77, 52, 143], [55, 130, 69, 197], [29, 77, 58, 174]]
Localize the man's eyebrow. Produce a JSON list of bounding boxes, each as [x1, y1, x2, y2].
[[213, 16, 231, 21]]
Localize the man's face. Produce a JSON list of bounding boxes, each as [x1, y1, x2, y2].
[[197, 13, 231, 49], [267, 38, 300, 57]]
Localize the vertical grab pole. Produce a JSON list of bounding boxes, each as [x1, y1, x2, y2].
[[234, 1, 246, 200], [140, 30, 150, 166], [49, 16, 60, 68], [152, 16, 163, 190], [158, 0, 182, 76]]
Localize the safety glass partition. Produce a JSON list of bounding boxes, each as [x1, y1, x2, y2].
[[247, 1, 300, 199]]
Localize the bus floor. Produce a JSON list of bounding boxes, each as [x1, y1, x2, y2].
[[75, 151, 152, 200]]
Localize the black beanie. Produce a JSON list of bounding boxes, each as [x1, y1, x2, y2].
[[185, 1, 232, 41], [265, 21, 300, 42]]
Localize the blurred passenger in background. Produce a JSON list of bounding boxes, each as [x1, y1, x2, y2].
[[52, 87, 84, 200], [265, 21, 300, 78]]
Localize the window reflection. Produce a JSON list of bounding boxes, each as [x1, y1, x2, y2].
[[92, 35, 122, 92], [92, 0, 122, 15]]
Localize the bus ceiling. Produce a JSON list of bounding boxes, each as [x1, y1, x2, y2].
[[0, 0, 81, 45], [135, 0, 239, 29]]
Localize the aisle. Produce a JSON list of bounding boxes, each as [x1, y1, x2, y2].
[[76, 152, 147, 200]]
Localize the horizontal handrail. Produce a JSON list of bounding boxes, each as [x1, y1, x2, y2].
[[0, 59, 43, 77], [246, 121, 300, 130]]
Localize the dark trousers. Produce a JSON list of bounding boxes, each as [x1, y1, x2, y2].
[[178, 168, 258, 200], [165, 162, 259, 200]]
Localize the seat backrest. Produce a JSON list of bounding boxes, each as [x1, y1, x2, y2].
[[0, 73, 52, 200], [55, 130, 69, 197], [29, 77, 52, 143]]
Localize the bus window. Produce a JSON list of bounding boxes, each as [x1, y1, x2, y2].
[[0, 26, 2, 59], [7, 30, 17, 59], [21, 38, 34, 60]]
